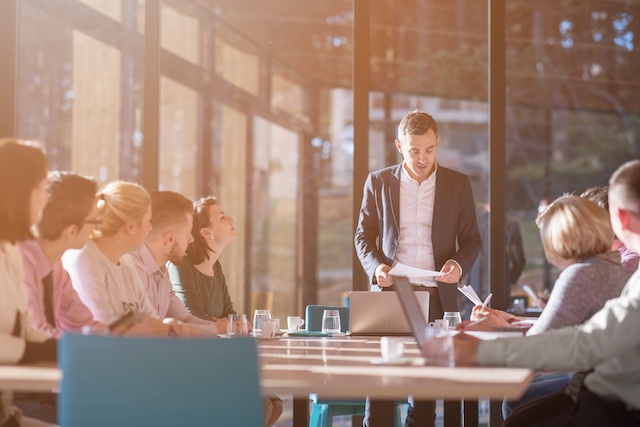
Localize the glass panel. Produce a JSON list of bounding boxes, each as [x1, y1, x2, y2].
[[136, 0, 146, 34], [161, 3, 200, 65], [16, 1, 144, 184], [71, 31, 121, 184], [214, 34, 260, 96], [505, 1, 640, 313], [213, 103, 248, 314], [158, 76, 198, 197], [77, 0, 122, 22], [367, 1, 490, 318], [210, 1, 355, 315], [271, 72, 307, 121], [251, 117, 299, 318]]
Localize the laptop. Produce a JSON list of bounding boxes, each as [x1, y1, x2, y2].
[[391, 275, 430, 347], [348, 290, 429, 336]]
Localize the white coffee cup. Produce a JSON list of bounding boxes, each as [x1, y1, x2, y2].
[[380, 337, 404, 362], [261, 319, 279, 338], [287, 316, 305, 331], [429, 319, 447, 330]]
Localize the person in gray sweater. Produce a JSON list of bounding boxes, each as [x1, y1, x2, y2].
[[455, 160, 640, 426], [467, 195, 631, 417]]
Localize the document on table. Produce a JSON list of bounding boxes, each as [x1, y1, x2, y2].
[[458, 285, 482, 306], [389, 263, 444, 278]]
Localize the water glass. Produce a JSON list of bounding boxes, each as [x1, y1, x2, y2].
[[227, 314, 238, 335], [423, 327, 454, 367], [321, 309, 341, 333], [237, 314, 250, 336], [443, 311, 462, 330], [253, 309, 271, 332]]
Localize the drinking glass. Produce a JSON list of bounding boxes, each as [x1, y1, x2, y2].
[[321, 310, 341, 333], [423, 327, 454, 367], [443, 311, 462, 330], [253, 309, 271, 333], [238, 314, 250, 336], [227, 314, 238, 335]]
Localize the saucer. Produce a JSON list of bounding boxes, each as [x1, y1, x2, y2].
[[370, 357, 412, 366]]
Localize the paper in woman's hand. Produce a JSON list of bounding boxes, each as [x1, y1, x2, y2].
[[388, 263, 444, 278], [458, 285, 482, 306]]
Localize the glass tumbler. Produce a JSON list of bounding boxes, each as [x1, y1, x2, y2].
[[443, 311, 462, 330], [253, 309, 271, 333], [321, 309, 341, 333]]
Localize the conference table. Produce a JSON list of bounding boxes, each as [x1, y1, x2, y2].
[[260, 332, 532, 427], [0, 332, 532, 427]]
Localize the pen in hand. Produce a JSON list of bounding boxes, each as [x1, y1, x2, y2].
[[460, 317, 488, 330], [480, 293, 493, 311]]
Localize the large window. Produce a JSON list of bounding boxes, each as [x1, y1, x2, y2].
[[10, 0, 639, 325]]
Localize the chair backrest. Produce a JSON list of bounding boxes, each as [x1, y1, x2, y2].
[[305, 305, 349, 333], [59, 334, 264, 427]]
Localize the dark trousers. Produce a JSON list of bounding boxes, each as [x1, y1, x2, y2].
[[12, 392, 57, 425], [505, 387, 640, 427], [532, 388, 640, 427]]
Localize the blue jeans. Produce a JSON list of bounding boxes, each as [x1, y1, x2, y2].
[[503, 372, 572, 419]]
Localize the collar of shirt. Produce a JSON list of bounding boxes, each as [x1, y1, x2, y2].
[[19, 239, 53, 284], [400, 161, 438, 184], [137, 244, 167, 278]]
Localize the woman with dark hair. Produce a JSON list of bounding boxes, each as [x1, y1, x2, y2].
[[169, 196, 282, 427], [168, 196, 237, 331], [0, 138, 57, 427]]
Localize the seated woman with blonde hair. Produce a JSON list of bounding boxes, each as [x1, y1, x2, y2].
[[62, 181, 194, 337], [465, 194, 631, 418], [470, 195, 630, 334]]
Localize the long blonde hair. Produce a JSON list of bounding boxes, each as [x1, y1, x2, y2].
[[92, 181, 151, 239]]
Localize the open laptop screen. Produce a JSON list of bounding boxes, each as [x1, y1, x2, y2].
[[391, 275, 429, 348]]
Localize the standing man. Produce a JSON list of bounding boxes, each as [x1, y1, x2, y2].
[[455, 159, 640, 426], [355, 110, 482, 427], [130, 191, 218, 335], [355, 110, 482, 321]]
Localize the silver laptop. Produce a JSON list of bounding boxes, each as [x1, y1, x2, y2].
[[348, 290, 429, 336], [391, 275, 430, 347]]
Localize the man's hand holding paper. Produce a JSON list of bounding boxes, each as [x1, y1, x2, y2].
[[388, 262, 444, 279]]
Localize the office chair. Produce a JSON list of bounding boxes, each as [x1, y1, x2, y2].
[[59, 334, 264, 427]]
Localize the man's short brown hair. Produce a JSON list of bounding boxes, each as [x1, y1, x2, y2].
[[397, 110, 439, 143], [148, 191, 193, 238]]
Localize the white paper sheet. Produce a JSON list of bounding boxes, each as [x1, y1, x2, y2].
[[388, 263, 444, 278], [458, 285, 482, 306]]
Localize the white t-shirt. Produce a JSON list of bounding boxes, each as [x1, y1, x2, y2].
[[63, 240, 157, 324]]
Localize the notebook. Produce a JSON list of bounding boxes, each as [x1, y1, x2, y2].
[[348, 290, 429, 336]]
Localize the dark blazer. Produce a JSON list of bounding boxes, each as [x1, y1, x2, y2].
[[354, 163, 482, 311]]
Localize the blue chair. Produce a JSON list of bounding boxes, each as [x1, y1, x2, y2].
[[59, 334, 264, 427], [305, 305, 350, 333], [305, 306, 405, 427]]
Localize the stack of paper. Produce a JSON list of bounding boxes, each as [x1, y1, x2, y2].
[[388, 263, 444, 278]]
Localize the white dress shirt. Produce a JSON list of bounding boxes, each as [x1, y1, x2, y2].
[[393, 163, 438, 287]]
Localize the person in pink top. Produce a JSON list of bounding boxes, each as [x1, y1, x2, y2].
[[130, 191, 217, 335], [20, 171, 104, 338]]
